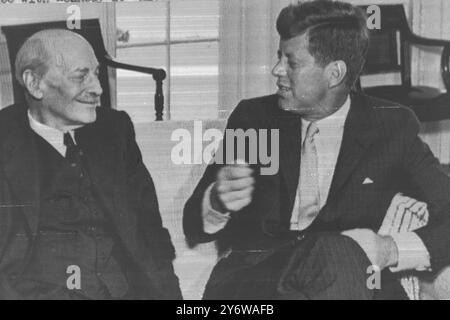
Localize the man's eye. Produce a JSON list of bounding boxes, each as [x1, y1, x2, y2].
[[73, 74, 86, 81], [288, 61, 299, 68]]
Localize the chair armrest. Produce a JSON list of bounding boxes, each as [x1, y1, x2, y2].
[[408, 33, 450, 48], [103, 55, 166, 81], [102, 55, 166, 121], [407, 33, 450, 93]]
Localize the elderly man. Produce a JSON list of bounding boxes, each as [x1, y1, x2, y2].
[[184, 0, 450, 299], [0, 29, 181, 299]]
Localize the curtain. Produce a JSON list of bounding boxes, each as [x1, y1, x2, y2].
[[218, 0, 292, 116]]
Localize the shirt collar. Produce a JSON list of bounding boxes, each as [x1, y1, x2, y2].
[[301, 95, 351, 136], [27, 110, 76, 154]]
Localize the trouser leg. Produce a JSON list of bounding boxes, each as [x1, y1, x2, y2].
[[276, 233, 374, 300]]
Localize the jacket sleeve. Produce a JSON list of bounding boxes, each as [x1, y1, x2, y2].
[[0, 163, 24, 299], [120, 111, 177, 263], [183, 100, 254, 246], [120, 111, 182, 299], [401, 111, 450, 273]]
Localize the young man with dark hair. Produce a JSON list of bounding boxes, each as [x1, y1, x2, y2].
[[184, 0, 450, 299]]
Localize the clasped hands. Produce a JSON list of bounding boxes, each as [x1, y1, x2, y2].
[[210, 163, 399, 271]]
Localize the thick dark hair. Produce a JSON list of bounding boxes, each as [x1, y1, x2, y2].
[[276, 0, 369, 87]]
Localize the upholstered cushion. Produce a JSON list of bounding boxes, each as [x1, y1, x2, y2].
[[381, 193, 450, 300]]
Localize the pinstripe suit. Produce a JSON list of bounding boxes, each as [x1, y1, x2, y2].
[[183, 93, 450, 299]]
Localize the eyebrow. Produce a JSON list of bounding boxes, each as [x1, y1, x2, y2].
[[73, 67, 89, 74], [72, 65, 100, 73], [277, 49, 296, 60], [286, 52, 296, 60]]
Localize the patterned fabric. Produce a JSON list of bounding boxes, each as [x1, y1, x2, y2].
[[379, 193, 429, 300], [294, 122, 320, 230]]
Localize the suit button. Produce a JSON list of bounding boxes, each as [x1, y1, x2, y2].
[[296, 231, 305, 241]]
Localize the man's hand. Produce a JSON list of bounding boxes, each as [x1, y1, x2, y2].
[[210, 163, 255, 213], [342, 229, 399, 270]]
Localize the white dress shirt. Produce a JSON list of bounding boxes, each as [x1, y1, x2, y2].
[[28, 110, 75, 156], [201, 96, 431, 272]]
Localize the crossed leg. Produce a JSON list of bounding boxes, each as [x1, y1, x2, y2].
[[204, 233, 379, 300]]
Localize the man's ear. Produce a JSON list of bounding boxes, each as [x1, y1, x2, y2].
[[22, 69, 44, 99], [325, 61, 347, 89]]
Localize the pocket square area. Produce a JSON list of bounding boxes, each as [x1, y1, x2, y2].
[[363, 177, 374, 184]]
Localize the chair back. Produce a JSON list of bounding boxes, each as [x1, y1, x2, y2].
[[359, 4, 412, 87]]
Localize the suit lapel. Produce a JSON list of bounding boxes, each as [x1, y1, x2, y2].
[[326, 94, 381, 205], [74, 112, 140, 257], [275, 110, 302, 214], [75, 117, 120, 222], [2, 105, 40, 236]]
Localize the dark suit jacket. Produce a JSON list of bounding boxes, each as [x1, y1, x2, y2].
[[184, 93, 450, 275], [0, 103, 182, 299]]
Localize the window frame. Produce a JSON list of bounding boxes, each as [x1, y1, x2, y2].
[[115, 0, 220, 121]]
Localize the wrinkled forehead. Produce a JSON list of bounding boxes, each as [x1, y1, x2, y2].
[[50, 36, 99, 72]]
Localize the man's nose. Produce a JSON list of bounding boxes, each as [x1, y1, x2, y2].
[[271, 59, 287, 78], [86, 73, 103, 97]]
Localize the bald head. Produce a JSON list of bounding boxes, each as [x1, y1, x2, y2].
[[16, 29, 102, 132], [15, 29, 94, 87]]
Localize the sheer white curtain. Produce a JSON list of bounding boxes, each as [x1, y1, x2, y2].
[[218, 0, 292, 116]]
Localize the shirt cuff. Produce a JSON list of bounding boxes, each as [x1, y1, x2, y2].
[[389, 232, 431, 272], [201, 183, 231, 234]]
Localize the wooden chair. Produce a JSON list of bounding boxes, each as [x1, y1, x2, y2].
[[1, 19, 166, 120], [357, 5, 450, 122]]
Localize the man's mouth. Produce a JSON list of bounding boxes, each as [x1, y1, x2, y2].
[[76, 99, 100, 106], [277, 83, 291, 94]]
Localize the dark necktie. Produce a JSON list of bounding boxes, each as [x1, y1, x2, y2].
[[63, 132, 83, 169]]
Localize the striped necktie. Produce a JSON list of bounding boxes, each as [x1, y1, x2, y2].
[[295, 121, 320, 230]]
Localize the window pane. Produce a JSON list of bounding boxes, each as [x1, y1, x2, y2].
[[116, 1, 167, 44], [116, 45, 167, 124], [171, 0, 219, 41], [170, 0, 219, 120], [116, 1, 168, 123], [115, 0, 219, 121], [170, 41, 218, 120]]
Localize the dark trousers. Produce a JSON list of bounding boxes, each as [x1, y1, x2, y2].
[[204, 233, 406, 300]]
